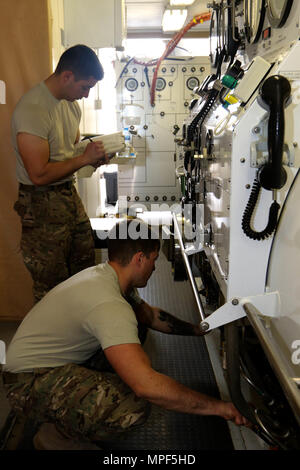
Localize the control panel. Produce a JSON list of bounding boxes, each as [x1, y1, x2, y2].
[[115, 57, 210, 205]]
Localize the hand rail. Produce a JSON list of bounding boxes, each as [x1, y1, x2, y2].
[[172, 213, 206, 322]]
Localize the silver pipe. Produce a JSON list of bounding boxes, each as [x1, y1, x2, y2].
[[243, 302, 300, 426], [231, 0, 239, 43], [172, 213, 206, 322]]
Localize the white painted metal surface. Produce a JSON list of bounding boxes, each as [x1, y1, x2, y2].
[[200, 1, 300, 308], [265, 170, 300, 399], [63, 0, 126, 48]]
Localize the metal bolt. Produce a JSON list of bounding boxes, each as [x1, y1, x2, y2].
[[232, 298, 239, 306], [253, 126, 261, 134], [240, 158, 245, 163], [200, 322, 209, 332], [245, 184, 251, 189]]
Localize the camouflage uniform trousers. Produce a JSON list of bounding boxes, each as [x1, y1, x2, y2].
[[14, 183, 95, 303], [2, 362, 150, 443]]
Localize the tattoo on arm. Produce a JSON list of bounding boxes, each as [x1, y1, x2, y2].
[[158, 310, 198, 336]]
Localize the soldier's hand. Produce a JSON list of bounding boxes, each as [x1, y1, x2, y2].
[[83, 141, 107, 165], [91, 154, 110, 168], [221, 402, 251, 427]]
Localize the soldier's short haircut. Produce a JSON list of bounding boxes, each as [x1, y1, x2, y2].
[[55, 44, 104, 81], [107, 219, 160, 266]]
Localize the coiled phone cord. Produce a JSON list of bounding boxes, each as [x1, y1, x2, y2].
[[242, 179, 280, 240]]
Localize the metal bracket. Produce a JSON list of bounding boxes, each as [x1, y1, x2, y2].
[[251, 139, 296, 168], [199, 291, 281, 333]]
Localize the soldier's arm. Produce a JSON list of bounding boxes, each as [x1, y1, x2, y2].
[[104, 343, 249, 426], [131, 300, 202, 336], [17, 133, 108, 186]]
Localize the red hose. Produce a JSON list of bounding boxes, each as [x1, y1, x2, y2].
[[150, 12, 211, 106]]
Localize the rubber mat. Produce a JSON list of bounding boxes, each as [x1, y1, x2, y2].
[[103, 250, 234, 450]]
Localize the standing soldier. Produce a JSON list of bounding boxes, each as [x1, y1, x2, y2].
[[12, 44, 109, 303]]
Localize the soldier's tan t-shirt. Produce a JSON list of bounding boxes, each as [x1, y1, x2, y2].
[[4, 263, 142, 373], [11, 81, 81, 185]]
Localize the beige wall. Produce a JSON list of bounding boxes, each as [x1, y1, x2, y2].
[[0, 0, 52, 321]]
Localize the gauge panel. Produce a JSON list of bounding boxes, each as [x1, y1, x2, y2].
[[186, 77, 200, 91], [156, 77, 166, 91], [125, 78, 138, 92], [244, 0, 266, 44], [267, 0, 293, 28]]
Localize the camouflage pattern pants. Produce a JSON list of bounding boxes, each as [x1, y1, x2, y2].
[[3, 363, 150, 443], [14, 183, 95, 303]]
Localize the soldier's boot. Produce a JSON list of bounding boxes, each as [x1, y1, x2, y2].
[[33, 422, 101, 451]]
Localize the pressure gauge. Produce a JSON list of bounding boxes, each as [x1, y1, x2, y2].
[[186, 77, 200, 91], [244, 0, 266, 44], [267, 0, 293, 28], [156, 77, 166, 91], [125, 78, 138, 92]]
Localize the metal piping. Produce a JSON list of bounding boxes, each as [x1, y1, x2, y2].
[[172, 213, 206, 322]]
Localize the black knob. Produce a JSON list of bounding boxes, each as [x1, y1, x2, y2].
[[173, 125, 180, 135], [227, 60, 244, 80]]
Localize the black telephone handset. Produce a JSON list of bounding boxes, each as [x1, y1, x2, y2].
[[258, 75, 291, 190], [242, 75, 291, 240]]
